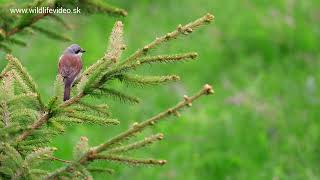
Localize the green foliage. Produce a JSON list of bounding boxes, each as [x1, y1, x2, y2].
[[116, 74, 180, 87], [0, 0, 127, 52], [0, 143, 56, 179], [0, 8, 213, 179], [73, 136, 89, 160], [30, 25, 71, 41], [0, 0, 318, 179], [92, 87, 140, 104]]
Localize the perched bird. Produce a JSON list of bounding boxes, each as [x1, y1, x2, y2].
[[58, 44, 85, 101]]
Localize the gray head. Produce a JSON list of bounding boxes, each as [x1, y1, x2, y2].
[[64, 44, 85, 56]]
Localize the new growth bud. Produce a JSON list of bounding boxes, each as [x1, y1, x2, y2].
[[203, 84, 214, 94]]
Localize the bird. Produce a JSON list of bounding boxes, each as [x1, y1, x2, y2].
[[58, 44, 85, 101]]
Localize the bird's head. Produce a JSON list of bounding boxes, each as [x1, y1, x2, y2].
[[65, 44, 86, 56]]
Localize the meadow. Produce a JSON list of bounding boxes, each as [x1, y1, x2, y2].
[[1, 0, 320, 179]]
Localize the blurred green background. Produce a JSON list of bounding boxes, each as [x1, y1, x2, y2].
[[1, 0, 320, 179]]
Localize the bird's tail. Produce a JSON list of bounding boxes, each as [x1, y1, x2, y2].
[[64, 78, 73, 101]]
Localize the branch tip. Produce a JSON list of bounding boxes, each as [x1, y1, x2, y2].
[[157, 133, 164, 140], [173, 75, 180, 80], [80, 136, 89, 142], [203, 84, 214, 95], [5, 54, 13, 61], [177, 24, 183, 31], [115, 21, 123, 27], [132, 122, 139, 128], [205, 13, 215, 22], [159, 160, 167, 165], [143, 46, 149, 52], [191, 52, 198, 59]]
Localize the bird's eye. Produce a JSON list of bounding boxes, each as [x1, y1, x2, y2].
[[75, 49, 81, 54]]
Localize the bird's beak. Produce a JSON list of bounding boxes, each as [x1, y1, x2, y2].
[[81, 49, 86, 53]]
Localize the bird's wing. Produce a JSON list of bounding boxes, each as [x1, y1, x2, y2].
[[58, 54, 83, 79]]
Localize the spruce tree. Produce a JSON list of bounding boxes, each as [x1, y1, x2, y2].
[[0, 1, 214, 179]]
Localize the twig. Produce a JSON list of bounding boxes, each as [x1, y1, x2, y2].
[[16, 113, 50, 142], [6, 13, 50, 37], [119, 13, 214, 66], [59, 92, 85, 108], [93, 155, 166, 166], [92, 84, 213, 154], [44, 84, 214, 179], [0, 102, 10, 127], [6, 54, 46, 109], [106, 133, 164, 154], [45, 156, 72, 164], [16, 92, 85, 142]]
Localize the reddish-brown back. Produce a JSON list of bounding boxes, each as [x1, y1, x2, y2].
[[58, 53, 83, 80]]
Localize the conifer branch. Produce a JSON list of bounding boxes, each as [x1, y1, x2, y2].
[[99, 52, 197, 82], [24, 147, 57, 165], [0, 64, 11, 80], [105, 21, 125, 63], [88, 167, 114, 175], [6, 38, 27, 47], [71, 101, 110, 117], [80, 58, 111, 80], [30, 25, 71, 42], [45, 156, 72, 164], [6, 12, 50, 37], [0, 102, 10, 127], [16, 92, 85, 142], [92, 84, 214, 153], [78, 101, 109, 111], [6, 55, 45, 109], [92, 155, 167, 166], [0, 43, 11, 52], [66, 112, 119, 126], [92, 88, 140, 104], [120, 13, 214, 65], [48, 120, 65, 132], [106, 133, 164, 154], [59, 92, 85, 108], [77, 20, 125, 90], [16, 113, 50, 142], [16, 88, 112, 142], [49, 116, 83, 124], [45, 84, 214, 179], [11, 70, 31, 93], [116, 74, 180, 87], [16, 138, 48, 147], [73, 136, 89, 160], [1, 0, 127, 51], [1, 13, 214, 179], [138, 52, 198, 64], [48, 14, 72, 30]]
